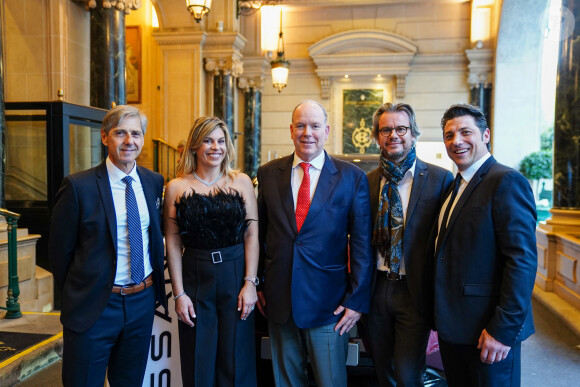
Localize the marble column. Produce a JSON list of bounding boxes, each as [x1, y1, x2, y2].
[[213, 70, 235, 137], [553, 0, 580, 210], [0, 5, 4, 208], [466, 47, 493, 124], [206, 57, 243, 138], [239, 78, 262, 179], [89, 0, 126, 109]]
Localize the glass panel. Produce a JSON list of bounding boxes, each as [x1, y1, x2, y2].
[[69, 123, 102, 174], [5, 110, 48, 201]]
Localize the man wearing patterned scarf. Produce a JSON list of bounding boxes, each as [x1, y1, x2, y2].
[[366, 102, 453, 387]]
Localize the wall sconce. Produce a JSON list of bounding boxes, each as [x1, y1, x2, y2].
[[186, 0, 212, 23], [261, 5, 280, 52], [271, 9, 290, 93], [471, 0, 493, 45]]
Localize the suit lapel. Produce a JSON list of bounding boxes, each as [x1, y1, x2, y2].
[[406, 158, 427, 224], [367, 167, 381, 218], [136, 166, 159, 228], [438, 156, 496, 251], [276, 156, 297, 232], [96, 162, 118, 254], [302, 152, 338, 229]]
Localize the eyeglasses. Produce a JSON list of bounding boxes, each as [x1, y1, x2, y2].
[[378, 126, 410, 137]]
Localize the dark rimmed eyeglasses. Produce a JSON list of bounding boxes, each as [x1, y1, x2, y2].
[[378, 126, 409, 137]]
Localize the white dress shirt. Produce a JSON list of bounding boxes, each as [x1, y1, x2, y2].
[[376, 161, 416, 275], [106, 157, 153, 285], [437, 152, 491, 234], [291, 151, 326, 210]]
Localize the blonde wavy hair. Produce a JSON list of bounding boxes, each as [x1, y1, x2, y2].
[[177, 116, 237, 179]]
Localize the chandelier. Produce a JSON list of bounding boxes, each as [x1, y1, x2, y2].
[[270, 9, 290, 93], [186, 0, 212, 23]]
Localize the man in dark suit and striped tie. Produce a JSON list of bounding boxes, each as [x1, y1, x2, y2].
[[49, 105, 167, 387]]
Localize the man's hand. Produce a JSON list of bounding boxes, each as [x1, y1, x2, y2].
[[333, 305, 361, 335], [477, 329, 511, 364], [256, 290, 267, 317]]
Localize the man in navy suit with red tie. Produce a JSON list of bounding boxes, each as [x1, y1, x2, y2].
[[433, 104, 537, 386], [49, 105, 167, 387], [256, 100, 373, 387]]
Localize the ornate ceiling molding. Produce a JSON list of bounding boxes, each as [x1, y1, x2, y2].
[[152, 31, 207, 46], [203, 32, 248, 77], [72, 0, 141, 14], [465, 48, 494, 88], [308, 29, 418, 99]]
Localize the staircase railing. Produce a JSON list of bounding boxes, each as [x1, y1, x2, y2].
[[152, 138, 180, 183], [0, 208, 22, 319]]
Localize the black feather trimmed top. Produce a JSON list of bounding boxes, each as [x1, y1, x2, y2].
[[174, 189, 251, 249]]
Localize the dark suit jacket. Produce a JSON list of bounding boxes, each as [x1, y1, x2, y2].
[[49, 162, 167, 333], [433, 156, 537, 346], [257, 152, 374, 329], [368, 158, 453, 316]]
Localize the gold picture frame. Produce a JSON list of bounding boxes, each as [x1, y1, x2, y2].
[[126, 26, 142, 104]]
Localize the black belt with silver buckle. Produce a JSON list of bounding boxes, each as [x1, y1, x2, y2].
[[378, 270, 406, 281]]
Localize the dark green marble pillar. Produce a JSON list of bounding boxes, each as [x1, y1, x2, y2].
[[470, 84, 491, 125], [213, 71, 235, 138], [243, 87, 261, 179], [90, 0, 126, 109], [0, 5, 4, 208], [553, 0, 580, 209]]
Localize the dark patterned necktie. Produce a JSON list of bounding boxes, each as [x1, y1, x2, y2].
[[122, 176, 145, 284], [437, 173, 463, 251]]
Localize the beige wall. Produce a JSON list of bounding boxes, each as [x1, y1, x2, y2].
[[254, 1, 470, 164], [1, 0, 472, 170], [3, 0, 90, 104]]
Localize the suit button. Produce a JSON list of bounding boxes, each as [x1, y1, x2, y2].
[[440, 257, 447, 261], [296, 241, 302, 246], [107, 284, 113, 289]]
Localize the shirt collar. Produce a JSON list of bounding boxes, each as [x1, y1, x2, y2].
[[459, 152, 491, 184], [106, 156, 139, 184], [292, 151, 326, 171]]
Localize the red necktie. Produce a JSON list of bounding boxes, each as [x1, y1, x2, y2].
[[296, 163, 311, 232]]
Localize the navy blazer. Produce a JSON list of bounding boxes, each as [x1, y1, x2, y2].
[[257, 152, 374, 329], [433, 156, 537, 346], [49, 162, 167, 333], [368, 158, 453, 316]]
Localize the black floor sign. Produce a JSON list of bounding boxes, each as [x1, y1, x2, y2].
[[0, 332, 52, 362]]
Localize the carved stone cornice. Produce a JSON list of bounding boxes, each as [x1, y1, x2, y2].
[[152, 31, 207, 47], [309, 30, 418, 99], [241, 56, 270, 79], [238, 56, 269, 91], [203, 32, 247, 77], [465, 48, 493, 88], [238, 76, 265, 92], [72, 0, 141, 14], [205, 58, 244, 77], [410, 53, 468, 72]]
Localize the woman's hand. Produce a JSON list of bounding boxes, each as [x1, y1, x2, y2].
[[238, 282, 258, 320], [175, 294, 196, 327]]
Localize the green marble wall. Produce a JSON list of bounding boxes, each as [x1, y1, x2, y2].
[[553, 0, 580, 209], [342, 89, 382, 154]]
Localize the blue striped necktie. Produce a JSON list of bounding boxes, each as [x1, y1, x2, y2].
[[122, 176, 145, 284]]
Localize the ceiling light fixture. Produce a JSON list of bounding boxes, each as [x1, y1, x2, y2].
[[186, 0, 212, 23]]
